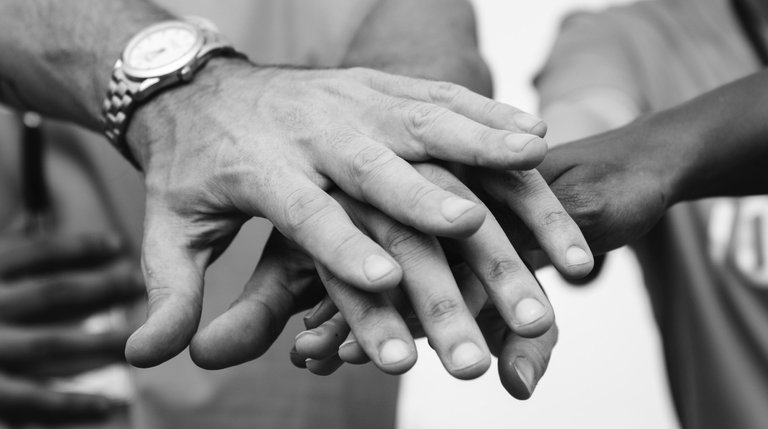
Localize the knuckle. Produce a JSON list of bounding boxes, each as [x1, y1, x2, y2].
[[349, 145, 398, 184], [473, 126, 495, 145], [328, 232, 365, 259], [425, 296, 462, 322], [481, 99, 512, 122], [427, 81, 463, 105], [381, 224, 433, 265], [538, 210, 574, 229], [555, 187, 608, 229], [403, 181, 441, 212], [485, 256, 525, 282], [503, 170, 545, 194], [350, 299, 381, 325], [282, 187, 331, 232], [405, 103, 444, 139]]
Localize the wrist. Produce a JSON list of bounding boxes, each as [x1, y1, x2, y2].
[[125, 57, 256, 171], [639, 109, 699, 208]]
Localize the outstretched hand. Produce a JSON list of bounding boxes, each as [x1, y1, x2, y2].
[[189, 163, 588, 398], [123, 61, 552, 368]]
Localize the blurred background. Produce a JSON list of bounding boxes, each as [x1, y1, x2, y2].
[[0, 1, 683, 428], [398, 1, 679, 428]]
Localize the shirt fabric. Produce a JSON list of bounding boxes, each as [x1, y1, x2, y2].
[[537, 1, 768, 428], [4, 1, 400, 428]]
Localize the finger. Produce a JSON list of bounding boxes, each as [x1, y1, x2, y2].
[[317, 138, 486, 238], [290, 346, 307, 369], [481, 169, 594, 279], [345, 199, 491, 380], [190, 231, 320, 369], [0, 327, 128, 367], [0, 234, 123, 280], [305, 354, 345, 376], [317, 263, 417, 375], [351, 69, 548, 137], [498, 324, 559, 400], [125, 206, 205, 368], [295, 312, 350, 360], [248, 177, 403, 292], [453, 264, 490, 318], [338, 332, 370, 364], [0, 372, 119, 424], [379, 99, 547, 170], [0, 262, 144, 323], [303, 295, 337, 329], [417, 164, 554, 338]]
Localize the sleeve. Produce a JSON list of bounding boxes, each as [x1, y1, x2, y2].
[[535, 9, 647, 114]]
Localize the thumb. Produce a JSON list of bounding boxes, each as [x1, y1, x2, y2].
[[125, 205, 206, 368]]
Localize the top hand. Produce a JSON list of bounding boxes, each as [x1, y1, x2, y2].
[[124, 60, 549, 367]]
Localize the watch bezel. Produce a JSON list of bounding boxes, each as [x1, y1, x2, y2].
[[121, 20, 204, 80]]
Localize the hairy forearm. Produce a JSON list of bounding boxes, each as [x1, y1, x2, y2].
[[0, 1, 172, 129], [661, 70, 768, 202], [342, 0, 492, 96]]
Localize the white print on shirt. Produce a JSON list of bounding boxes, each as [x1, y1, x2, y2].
[[708, 197, 768, 288]]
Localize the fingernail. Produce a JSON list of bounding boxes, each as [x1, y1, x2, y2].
[[128, 325, 145, 342], [363, 255, 396, 282], [303, 300, 324, 325], [506, 134, 542, 152], [441, 197, 477, 222], [294, 330, 317, 343], [566, 246, 592, 267], [339, 338, 358, 351], [290, 346, 307, 368], [514, 357, 537, 395], [515, 298, 547, 326], [513, 113, 547, 135], [451, 342, 485, 371], [379, 339, 411, 365]]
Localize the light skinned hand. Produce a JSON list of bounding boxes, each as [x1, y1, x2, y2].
[[190, 163, 590, 386], [0, 234, 144, 424], [295, 269, 558, 399], [123, 59, 550, 367]]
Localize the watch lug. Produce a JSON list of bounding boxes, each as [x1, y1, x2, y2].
[[138, 77, 160, 92], [180, 65, 194, 82]]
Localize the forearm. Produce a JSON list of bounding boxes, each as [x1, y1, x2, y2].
[[660, 70, 768, 202], [341, 0, 492, 96], [0, 1, 172, 129]]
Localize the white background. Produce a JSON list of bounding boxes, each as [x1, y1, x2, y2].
[[398, 1, 680, 428]]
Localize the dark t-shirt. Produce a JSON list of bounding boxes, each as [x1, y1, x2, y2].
[[537, 0, 768, 427]]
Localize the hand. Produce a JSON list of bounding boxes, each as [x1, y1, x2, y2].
[[528, 119, 674, 254], [296, 272, 558, 400], [0, 234, 144, 424], [124, 59, 551, 367], [190, 163, 589, 388]]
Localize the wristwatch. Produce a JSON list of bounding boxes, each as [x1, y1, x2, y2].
[[101, 18, 245, 170]]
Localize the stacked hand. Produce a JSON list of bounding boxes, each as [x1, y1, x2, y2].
[[0, 234, 143, 424], [123, 60, 579, 371], [189, 161, 591, 398]]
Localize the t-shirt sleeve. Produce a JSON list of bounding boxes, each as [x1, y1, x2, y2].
[[535, 10, 646, 113]]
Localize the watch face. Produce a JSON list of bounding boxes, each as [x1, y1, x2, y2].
[[122, 21, 203, 79]]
